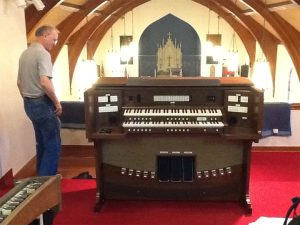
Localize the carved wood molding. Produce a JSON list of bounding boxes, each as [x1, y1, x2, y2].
[[290, 0, 300, 5], [50, 0, 106, 64], [25, 0, 62, 36], [291, 103, 300, 110], [240, 0, 300, 88], [87, 0, 150, 59], [212, 0, 280, 89], [67, 0, 148, 90]]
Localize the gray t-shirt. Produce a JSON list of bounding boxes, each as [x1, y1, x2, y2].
[[18, 43, 53, 98]]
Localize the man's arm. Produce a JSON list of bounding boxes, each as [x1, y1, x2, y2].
[[17, 79, 24, 98], [40, 75, 62, 116]]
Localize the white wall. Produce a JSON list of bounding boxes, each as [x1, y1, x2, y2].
[[0, 0, 36, 176]]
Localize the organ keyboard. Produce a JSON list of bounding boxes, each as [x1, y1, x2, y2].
[[122, 107, 224, 133], [84, 77, 264, 214], [123, 108, 223, 117]]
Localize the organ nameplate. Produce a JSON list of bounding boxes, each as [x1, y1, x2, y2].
[[160, 151, 169, 154], [98, 95, 118, 103], [171, 151, 180, 154], [228, 105, 248, 113], [238, 106, 248, 113], [228, 105, 237, 112], [197, 117, 207, 121], [110, 95, 118, 102], [154, 95, 190, 102], [228, 95, 239, 102], [240, 96, 249, 103], [98, 105, 118, 113], [183, 151, 193, 154], [98, 96, 109, 103]]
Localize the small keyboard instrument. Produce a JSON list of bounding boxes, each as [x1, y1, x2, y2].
[[0, 175, 61, 225]]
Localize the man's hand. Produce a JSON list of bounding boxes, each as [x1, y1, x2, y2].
[[40, 75, 62, 116], [55, 102, 62, 116]]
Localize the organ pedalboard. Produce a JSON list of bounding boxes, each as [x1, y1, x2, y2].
[[84, 77, 264, 214]]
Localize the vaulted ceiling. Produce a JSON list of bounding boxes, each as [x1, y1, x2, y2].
[[25, 0, 300, 86]]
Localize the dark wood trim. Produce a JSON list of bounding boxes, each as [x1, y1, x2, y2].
[[242, 1, 295, 14], [252, 146, 300, 152], [291, 0, 300, 5], [61, 145, 94, 158], [291, 103, 300, 110], [51, 0, 106, 63], [14, 157, 36, 179], [25, 0, 62, 35]]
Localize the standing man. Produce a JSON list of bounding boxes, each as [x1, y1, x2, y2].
[[17, 25, 62, 176]]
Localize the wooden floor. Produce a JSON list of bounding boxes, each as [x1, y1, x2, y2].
[[58, 145, 96, 179], [14, 145, 96, 179]]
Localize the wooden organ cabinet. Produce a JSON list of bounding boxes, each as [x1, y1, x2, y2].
[[84, 77, 264, 214]]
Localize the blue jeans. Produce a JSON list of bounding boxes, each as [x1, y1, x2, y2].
[[24, 96, 61, 176]]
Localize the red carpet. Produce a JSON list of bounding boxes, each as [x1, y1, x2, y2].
[[54, 151, 300, 225]]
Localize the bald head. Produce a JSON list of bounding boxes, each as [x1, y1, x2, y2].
[[35, 25, 60, 51]]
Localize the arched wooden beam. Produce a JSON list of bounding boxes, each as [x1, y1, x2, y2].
[[241, 0, 300, 85], [86, 0, 149, 60], [51, 0, 106, 63], [68, 0, 149, 87], [213, 0, 280, 89], [192, 0, 256, 70], [269, 12, 300, 80], [25, 0, 62, 35], [291, 0, 300, 5], [67, 0, 143, 91]]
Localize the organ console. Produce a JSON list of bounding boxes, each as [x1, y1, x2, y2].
[[0, 174, 61, 225], [84, 76, 264, 214]]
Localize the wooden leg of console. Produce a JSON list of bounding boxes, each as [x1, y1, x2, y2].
[[94, 142, 105, 212], [94, 192, 105, 212], [242, 141, 253, 215], [244, 193, 252, 215]]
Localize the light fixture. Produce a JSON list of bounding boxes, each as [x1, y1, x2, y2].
[[206, 13, 222, 46], [76, 59, 98, 100], [106, 26, 121, 76], [226, 32, 239, 74], [15, 0, 26, 8], [205, 11, 224, 65], [15, 0, 45, 11], [252, 0, 273, 98]]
